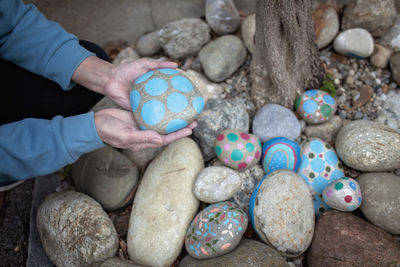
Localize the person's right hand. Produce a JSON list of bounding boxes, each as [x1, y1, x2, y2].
[[94, 109, 197, 151]]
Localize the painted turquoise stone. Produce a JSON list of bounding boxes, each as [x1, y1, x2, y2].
[[295, 89, 337, 124], [262, 137, 301, 175], [313, 194, 331, 216], [130, 68, 204, 134]]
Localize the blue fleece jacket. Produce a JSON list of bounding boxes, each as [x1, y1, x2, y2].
[[0, 0, 105, 182]]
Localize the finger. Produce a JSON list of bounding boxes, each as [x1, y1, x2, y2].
[[141, 58, 178, 70], [132, 130, 163, 145], [187, 121, 198, 130], [99, 109, 137, 125], [129, 142, 163, 151], [162, 127, 193, 145]]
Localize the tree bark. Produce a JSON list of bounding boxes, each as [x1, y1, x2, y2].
[[250, 0, 324, 109]]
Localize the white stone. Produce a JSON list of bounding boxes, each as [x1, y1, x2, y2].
[[333, 28, 374, 58], [241, 14, 255, 53], [322, 177, 362, 212]]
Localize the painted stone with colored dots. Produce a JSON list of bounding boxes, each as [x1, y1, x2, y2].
[[295, 89, 337, 124], [297, 138, 345, 195], [313, 194, 331, 216], [214, 129, 262, 170], [262, 137, 301, 175], [130, 68, 205, 134], [185, 201, 248, 259], [322, 177, 362, 212]]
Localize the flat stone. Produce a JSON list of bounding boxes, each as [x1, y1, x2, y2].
[[136, 30, 162, 57], [205, 0, 240, 35], [358, 172, 400, 234], [370, 44, 392, 69], [113, 45, 140, 65], [333, 28, 374, 58], [313, 4, 339, 49], [376, 89, 400, 132], [241, 14, 255, 53], [304, 115, 343, 143], [351, 85, 373, 108]]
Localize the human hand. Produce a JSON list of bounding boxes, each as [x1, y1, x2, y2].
[[94, 108, 197, 151]]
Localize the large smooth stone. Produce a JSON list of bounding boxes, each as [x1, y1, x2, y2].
[[123, 146, 164, 170], [158, 18, 210, 59], [37, 191, 119, 267], [205, 0, 240, 35], [304, 115, 343, 144], [358, 172, 400, 234], [185, 201, 248, 259], [335, 120, 400, 171], [376, 89, 400, 132], [215, 129, 262, 170], [241, 14, 255, 53], [250, 170, 315, 257], [333, 28, 374, 58], [72, 146, 139, 211], [390, 52, 400, 86], [179, 239, 290, 267], [127, 138, 204, 267], [322, 177, 362, 212], [193, 98, 249, 161], [136, 30, 162, 57], [199, 35, 247, 82], [130, 68, 205, 134], [252, 104, 301, 143], [313, 5, 339, 49], [308, 211, 400, 266], [100, 257, 144, 267]]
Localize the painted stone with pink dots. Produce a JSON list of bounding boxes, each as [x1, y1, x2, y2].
[[214, 129, 262, 170], [185, 201, 248, 259], [322, 177, 362, 212]]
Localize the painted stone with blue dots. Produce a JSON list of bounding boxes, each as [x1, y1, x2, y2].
[[214, 129, 262, 170], [297, 138, 345, 196], [262, 137, 301, 175], [313, 194, 331, 216], [130, 68, 205, 134], [184, 201, 248, 259], [322, 177, 362, 212], [295, 89, 337, 124]]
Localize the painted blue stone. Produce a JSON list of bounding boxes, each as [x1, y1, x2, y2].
[[358, 197, 362, 205], [130, 90, 140, 112], [311, 158, 325, 173], [135, 71, 154, 84], [139, 125, 147, 130], [310, 140, 324, 154], [349, 181, 357, 191], [269, 152, 287, 173], [141, 100, 165, 126], [193, 96, 205, 114], [158, 68, 180, 74], [330, 169, 345, 181], [262, 137, 301, 174], [300, 154, 309, 169], [303, 100, 318, 114], [167, 92, 188, 113], [145, 78, 168, 96], [300, 173, 312, 187], [325, 151, 339, 166], [305, 89, 318, 97], [249, 174, 267, 238], [347, 52, 365, 59], [171, 76, 193, 92], [346, 205, 357, 211], [313, 194, 331, 216], [312, 176, 329, 194], [165, 119, 188, 134], [323, 94, 335, 105]]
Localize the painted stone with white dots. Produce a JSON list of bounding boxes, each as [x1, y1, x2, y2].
[[262, 137, 301, 175], [295, 89, 337, 125], [322, 177, 362, 212], [185, 201, 248, 259], [313, 194, 331, 216], [215, 129, 262, 170], [297, 138, 345, 196], [130, 68, 205, 134]]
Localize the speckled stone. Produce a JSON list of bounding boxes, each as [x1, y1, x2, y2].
[[215, 129, 262, 170], [130, 68, 205, 134], [333, 28, 374, 58], [250, 170, 315, 257], [194, 166, 242, 203], [335, 120, 400, 171], [185, 201, 248, 259], [322, 177, 362, 212]]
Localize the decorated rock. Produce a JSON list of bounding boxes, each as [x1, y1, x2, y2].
[[298, 138, 345, 195], [130, 68, 205, 134], [215, 129, 262, 170], [322, 177, 362, 212], [262, 137, 301, 175], [295, 89, 337, 124], [313, 194, 331, 216], [333, 28, 374, 58], [185, 201, 248, 259]]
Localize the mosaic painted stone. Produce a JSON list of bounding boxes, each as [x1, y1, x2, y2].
[[215, 129, 262, 170], [322, 177, 362, 212], [295, 89, 337, 124], [130, 68, 205, 134], [313, 194, 331, 216], [297, 138, 345, 195], [185, 201, 248, 259], [262, 137, 301, 175]]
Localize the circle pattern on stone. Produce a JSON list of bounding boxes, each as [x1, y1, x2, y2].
[[322, 177, 362, 212], [295, 89, 337, 124]]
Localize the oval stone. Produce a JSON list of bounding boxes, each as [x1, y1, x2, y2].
[[130, 68, 205, 134], [335, 120, 400, 171], [215, 129, 262, 170], [185, 201, 248, 259], [322, 177, 362, 212], [295, 89, 337, 124], [249, 170, 315, 257], [333, 28, 374, 58], [262, 137, 301, 175]]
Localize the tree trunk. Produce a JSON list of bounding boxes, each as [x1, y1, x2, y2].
[[250, 0, 324, 109]]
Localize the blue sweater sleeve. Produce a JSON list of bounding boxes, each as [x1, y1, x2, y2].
[[0, 112, 105, 182], [0, 0, 94, 89]]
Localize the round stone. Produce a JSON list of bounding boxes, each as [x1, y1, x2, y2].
[[135, 71, 154, 84], [166, 119, 188, 134], [130, 90, 140, 112], [322, 177, 362, 212], [171, 76, 193, 92], [333, 28, 374, 58], [145, 78, 168, 96], [167, 93, 188, 113], [193, 96, 205, 114]]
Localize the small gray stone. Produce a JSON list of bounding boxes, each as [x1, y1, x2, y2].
[[205, 0, 240, 35], [194, 166, 242, 203], [158, 18, 210, 59], [136, 30, 162, 57], [100, 257, 144, 267], [122, 146, 164, 169], [304, 115, 343, 143], [333, 28, 374, 58], [358, 172, 400, 234], [313, 5, 339, 49], [37, 191, 119, 267], [113, 45, 140, 64], [335, 120, 400, 171], [390, 52, 400, 85], [193, 99, 249, 161], [199, 35, 247, 82], [370, 44, 392, 69], [375, 89, 400, 132], [241, 14, 255, 53], [380, 15, 400, 51], [252, 104, 301, 143]]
